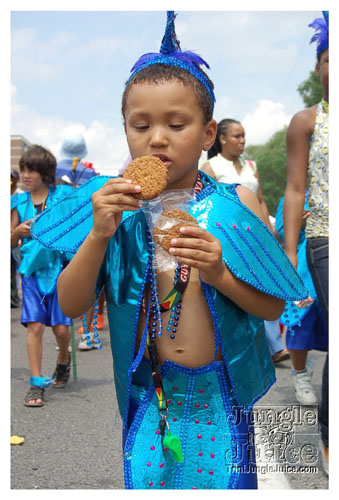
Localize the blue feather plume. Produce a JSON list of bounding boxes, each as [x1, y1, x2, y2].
[[309, 13, 329, 55]]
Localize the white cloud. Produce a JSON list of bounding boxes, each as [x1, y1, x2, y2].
[[11, 84, 129, 174], [242, 99, 291, 145]]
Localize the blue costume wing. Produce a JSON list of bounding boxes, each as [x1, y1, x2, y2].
[[274, 194, 317, 329], [30, 176, 111, 254], [191, 186, 308, 302], [31, 176, 307, 302]]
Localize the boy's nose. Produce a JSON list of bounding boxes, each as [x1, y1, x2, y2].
[[150, 128, 168, 148]]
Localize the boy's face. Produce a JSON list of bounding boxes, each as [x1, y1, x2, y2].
[[20, 166, 44, 192], [124, 79, 216, 189]]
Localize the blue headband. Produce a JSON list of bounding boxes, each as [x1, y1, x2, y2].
[[309, 11, 329, 56], [126, 11, 216, 110]]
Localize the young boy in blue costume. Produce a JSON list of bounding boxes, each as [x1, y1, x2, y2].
[[11, 145, 74, 407], [32, 12, 307, 489]]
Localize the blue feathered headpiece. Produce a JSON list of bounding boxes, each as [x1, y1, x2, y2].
[[309, 11, 329, 56], [126, 11, 215, 110]]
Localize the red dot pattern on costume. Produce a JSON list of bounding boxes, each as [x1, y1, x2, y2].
[[177, 401, 182, 406], [149, 481, 153, 487], [207, 421, 212, 425], [150, 446, 155, 450], [195, 403, 200, 407], [197, 434, 202, 439], [155, 430, 160, 435], [209, 470, 214, 475], [204, 404, 209, 409], [147, 462, 151, 467], [173, 417, 177, 422], [199, 389, 204, 393], [198, 452, 203, 456], [211, 453, 215, 458], [198, 468, 202, 473], [160, 481, 165, 487], [211, 437, 215, 441], [160, 463, 164, 468], [195, 419, 199, 424]]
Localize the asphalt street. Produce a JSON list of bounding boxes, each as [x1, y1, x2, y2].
[[11, 302, 328, 490]]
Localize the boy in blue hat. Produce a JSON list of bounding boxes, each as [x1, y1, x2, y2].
[[32, 12, 307, 489]]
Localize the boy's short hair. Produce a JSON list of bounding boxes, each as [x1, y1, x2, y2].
[[19, 145, 56, 186], [122, 63, 214, 125]]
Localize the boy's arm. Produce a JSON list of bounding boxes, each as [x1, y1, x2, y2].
[[283, 110, 313, 267], [57, 177, 142, 318], [10, 208, 31, 248], [213, 185, 285, 320]]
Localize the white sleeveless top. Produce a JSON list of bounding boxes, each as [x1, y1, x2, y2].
[[203, 154, 259, 194]]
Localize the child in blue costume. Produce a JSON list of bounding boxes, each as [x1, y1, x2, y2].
[[11, 145, 74, 407], [31, 12, 307, 489]]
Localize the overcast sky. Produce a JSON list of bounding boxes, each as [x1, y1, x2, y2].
[[9, 4, 328, 175]]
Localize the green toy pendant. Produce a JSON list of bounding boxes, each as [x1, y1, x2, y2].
[[163, 431, 184, 463]]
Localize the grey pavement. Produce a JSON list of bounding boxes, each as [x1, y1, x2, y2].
[[11, 301, 328, 490]]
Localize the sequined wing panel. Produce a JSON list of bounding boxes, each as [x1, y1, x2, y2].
[[30, 176, 112, 254], [191, 189, 308, 302]]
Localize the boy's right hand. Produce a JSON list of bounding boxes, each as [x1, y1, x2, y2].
[[17, 220, 32, 238], [90, 177, 142, 242]]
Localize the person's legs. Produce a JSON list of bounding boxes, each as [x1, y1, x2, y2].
[[289, 349, 308, 370], [264, 320, 289, 363], [306, 238, 328, 467], [26, 321, 45, 377], [26, 321, 45, 405], [53, 324, 71, 364], [52, 325, 71, 387]]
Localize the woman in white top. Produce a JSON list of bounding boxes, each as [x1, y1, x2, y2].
[[200, 118, 272, 230]]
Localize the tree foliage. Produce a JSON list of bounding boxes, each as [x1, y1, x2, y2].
[[245, 127, 287, 216], [297, 70, 323, 108]]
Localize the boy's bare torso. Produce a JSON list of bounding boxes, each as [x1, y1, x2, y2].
[[136, 266, 222, 368]]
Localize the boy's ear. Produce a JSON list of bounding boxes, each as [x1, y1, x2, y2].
[[203, 119, 217, 151]]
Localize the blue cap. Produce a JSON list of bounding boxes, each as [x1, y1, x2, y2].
[[60, 133, 88, 160]]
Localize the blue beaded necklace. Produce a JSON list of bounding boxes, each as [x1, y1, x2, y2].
[[147, 172, 203, 340], [81, 298, 102, 349]]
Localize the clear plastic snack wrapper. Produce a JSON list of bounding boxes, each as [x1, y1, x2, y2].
[[142, 188, 196, 272]]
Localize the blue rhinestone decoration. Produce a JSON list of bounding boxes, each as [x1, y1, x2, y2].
[[81, 298, 102, 350]]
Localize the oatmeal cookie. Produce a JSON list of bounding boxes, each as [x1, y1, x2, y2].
[[123, 155, 169, 200], [153, 209, 198, 252]]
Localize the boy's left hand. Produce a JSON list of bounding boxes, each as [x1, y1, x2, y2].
[[169, 226, 226, 287]]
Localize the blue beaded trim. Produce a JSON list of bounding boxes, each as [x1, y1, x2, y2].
[[123, 382, 157, 489], [231, 226, 289, 296], [123, 242, 151, 430], [174, 371, 195, 489], [246, 228, 302, 296], [217, 226, 262, 286], [216, 364, 239, 489], [34, 198, 90, 238]]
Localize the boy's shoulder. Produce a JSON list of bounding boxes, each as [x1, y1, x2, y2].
[[11, 191, 30, 210], [200, 171, 239, 199]]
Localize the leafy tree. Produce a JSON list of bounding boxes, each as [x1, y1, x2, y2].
[[245, 127, 287, 216], [297, 70, 323, 108]]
